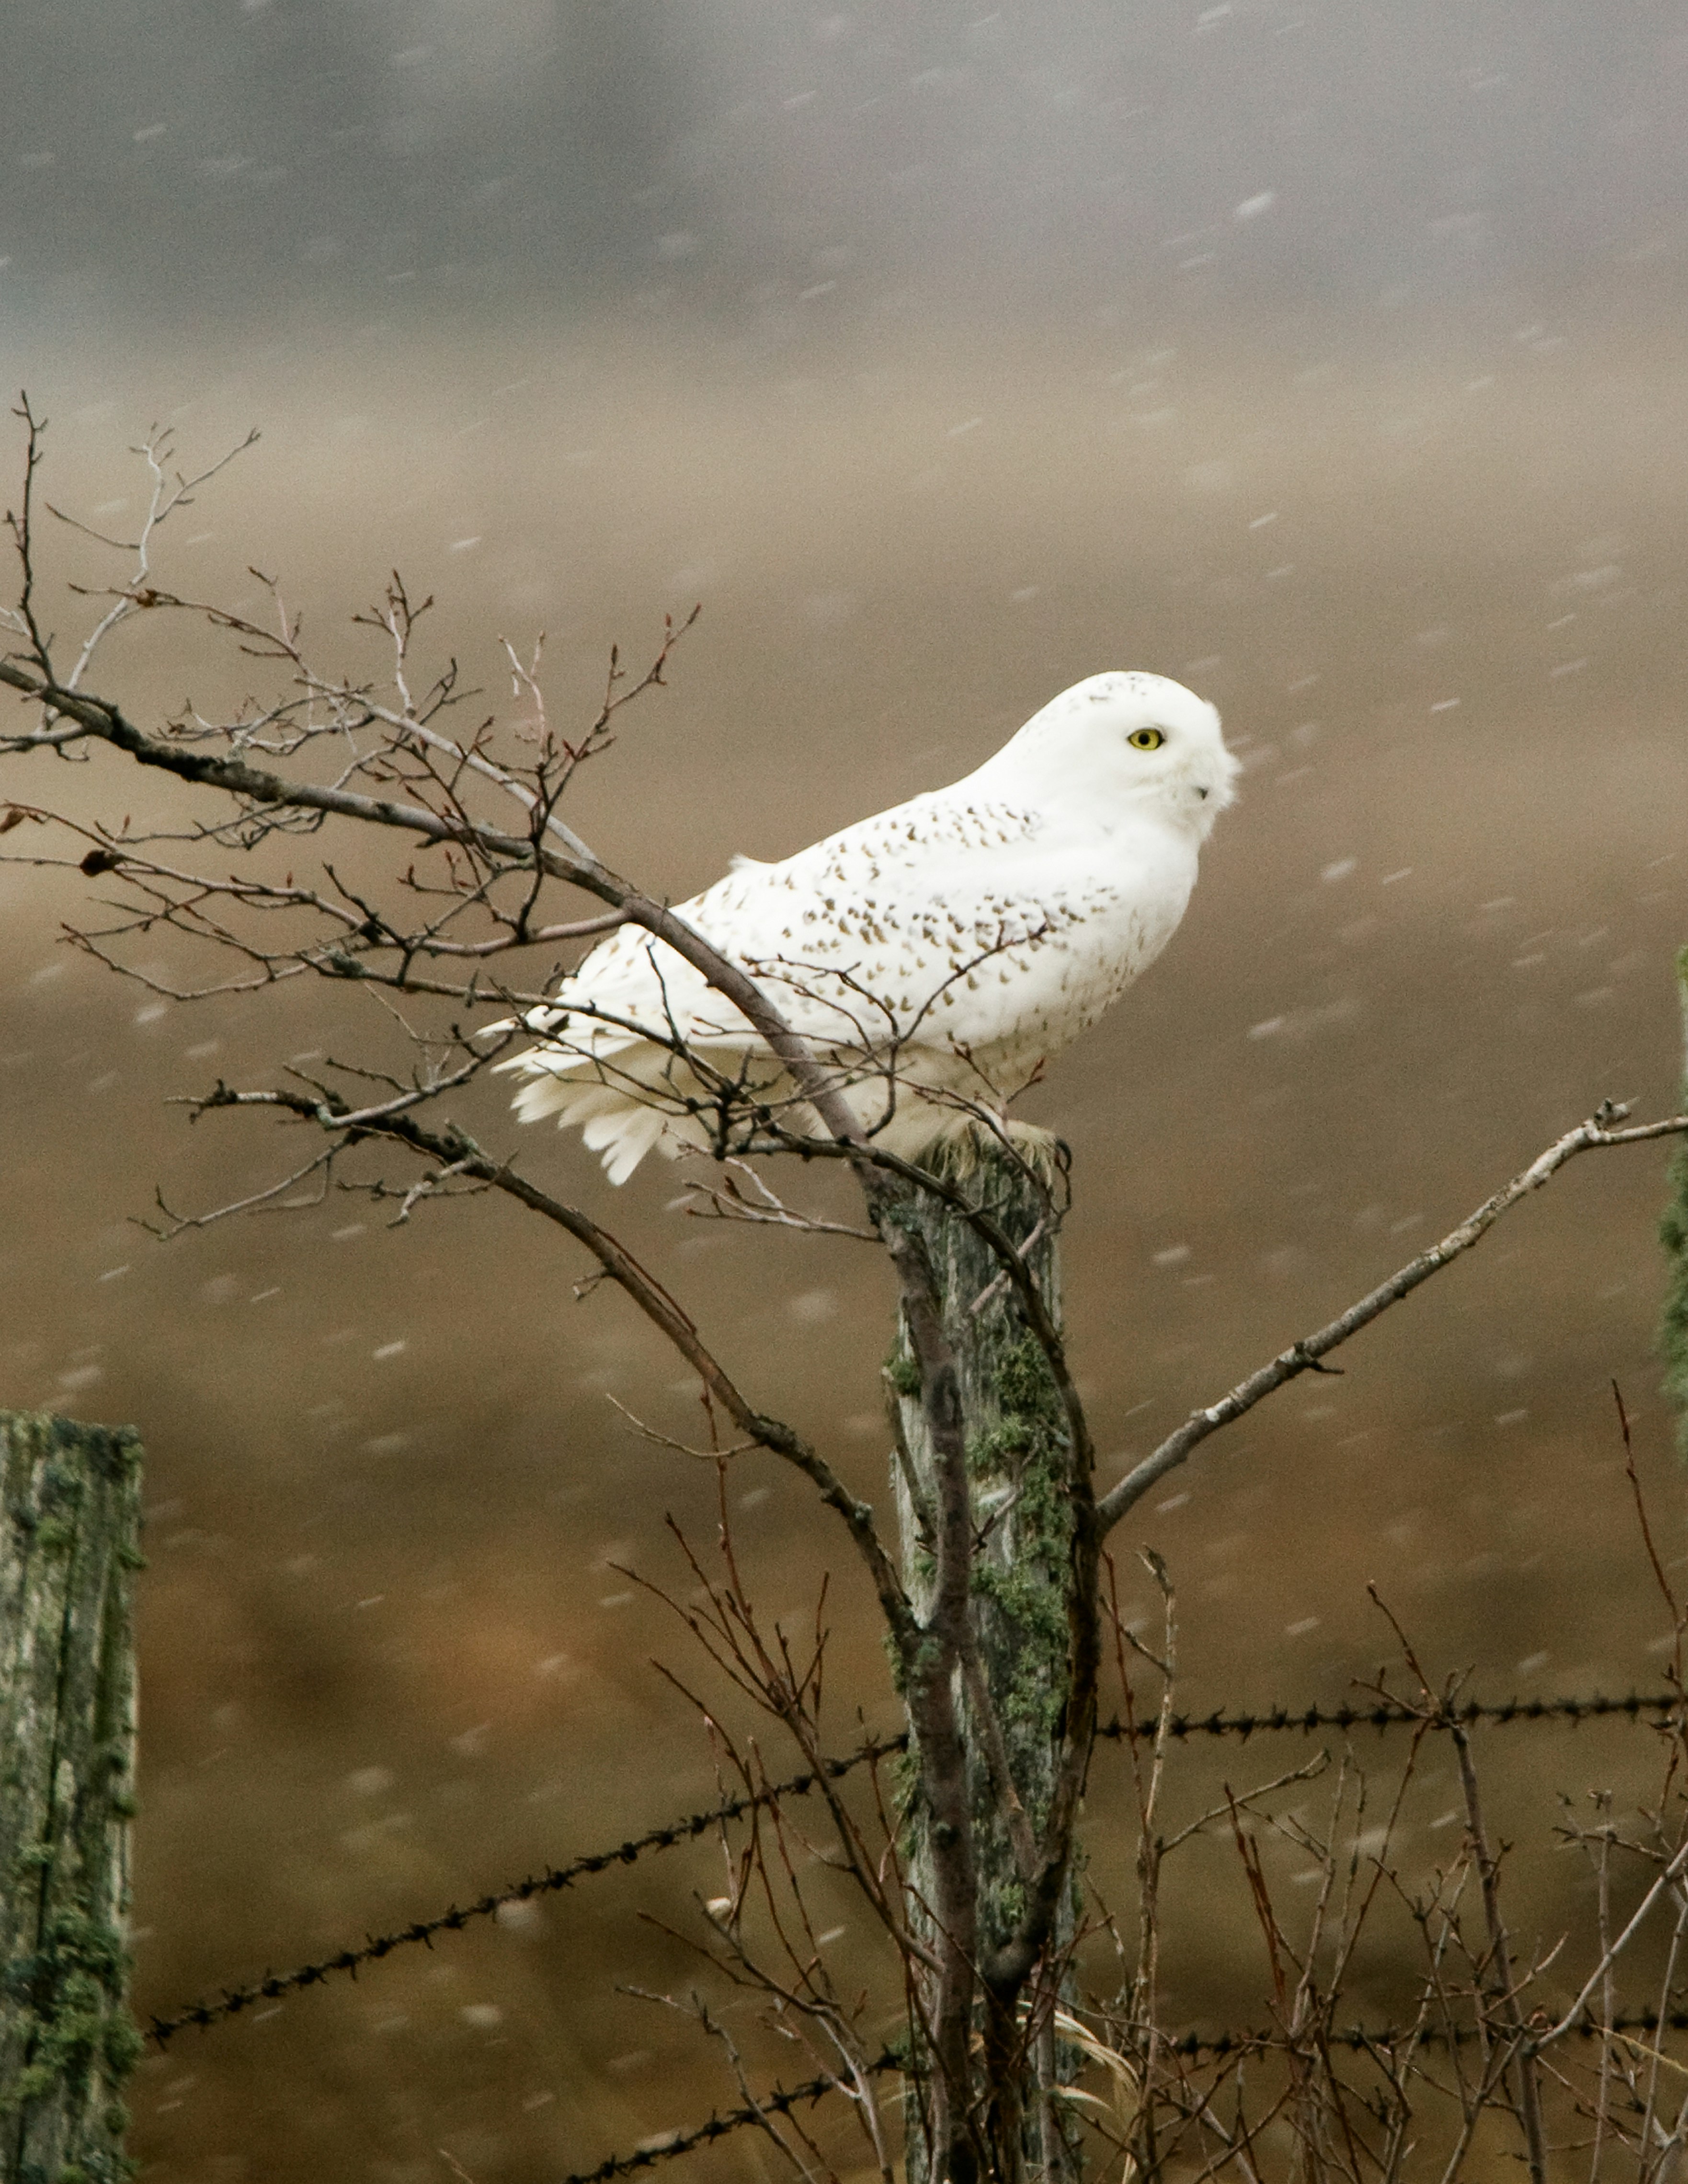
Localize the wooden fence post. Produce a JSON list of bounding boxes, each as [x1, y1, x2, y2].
[[0, 1412, 143, 2184], [889, 1134, 1082, 2184]]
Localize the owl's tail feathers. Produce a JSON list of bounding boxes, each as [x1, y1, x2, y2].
[[493, 1042, 718, 1183], [581, 1101, 680, 1186]]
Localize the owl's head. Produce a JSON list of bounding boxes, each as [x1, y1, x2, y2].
[[999, 671, 1240, 838]]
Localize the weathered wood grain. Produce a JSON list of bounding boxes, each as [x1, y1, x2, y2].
[[0, 1412, 143, 2184]]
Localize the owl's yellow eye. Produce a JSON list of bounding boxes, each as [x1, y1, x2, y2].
[[1127, 727, 1165, 751]]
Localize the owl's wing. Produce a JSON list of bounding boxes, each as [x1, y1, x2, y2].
[[531, 790, 1068, 1058]]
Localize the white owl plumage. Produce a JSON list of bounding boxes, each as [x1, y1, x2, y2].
[[497, 671, 1238, 1182]]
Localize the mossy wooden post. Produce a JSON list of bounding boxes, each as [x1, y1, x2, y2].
[[889, 1135, 1082, 2184], [0, 1413, 143, 2184]]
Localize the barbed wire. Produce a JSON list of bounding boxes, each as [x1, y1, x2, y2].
[[1172, 2008, 1688, 2057], [1096, 1688, 1687, 1743], [147, 1688, 1684, 2045], [146, 1733, 909, 2044], [556, 2052, 899, 2184], [556, 2008, 1688, 2184]]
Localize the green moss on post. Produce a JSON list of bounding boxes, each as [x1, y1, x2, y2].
[[0, 1413, 143, 2184], [1663, 949, 1688, 1458], [889, 1132, 1082, 2184]]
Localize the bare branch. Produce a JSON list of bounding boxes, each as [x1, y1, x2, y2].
[[1099, 1103, 1688, 1535], [677, 1160, 881, 1243], [138, 1146, 337, 1237], [602, 1393, 759, 1464], [1536, 1836, 1688, 2054]]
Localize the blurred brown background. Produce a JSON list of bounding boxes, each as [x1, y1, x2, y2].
[[3, 3, 1688, 2177]]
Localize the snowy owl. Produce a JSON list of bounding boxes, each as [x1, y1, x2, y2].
[[497, 671, 1238, 1182]]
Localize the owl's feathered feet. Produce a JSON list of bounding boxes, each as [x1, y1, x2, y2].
[[914, 1115, 1066, 1190]]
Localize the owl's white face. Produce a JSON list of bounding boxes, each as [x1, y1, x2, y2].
[[992, 670, 1240, 839]]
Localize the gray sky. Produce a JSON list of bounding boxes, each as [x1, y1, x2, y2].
[[7, 0, 1687, 341]]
